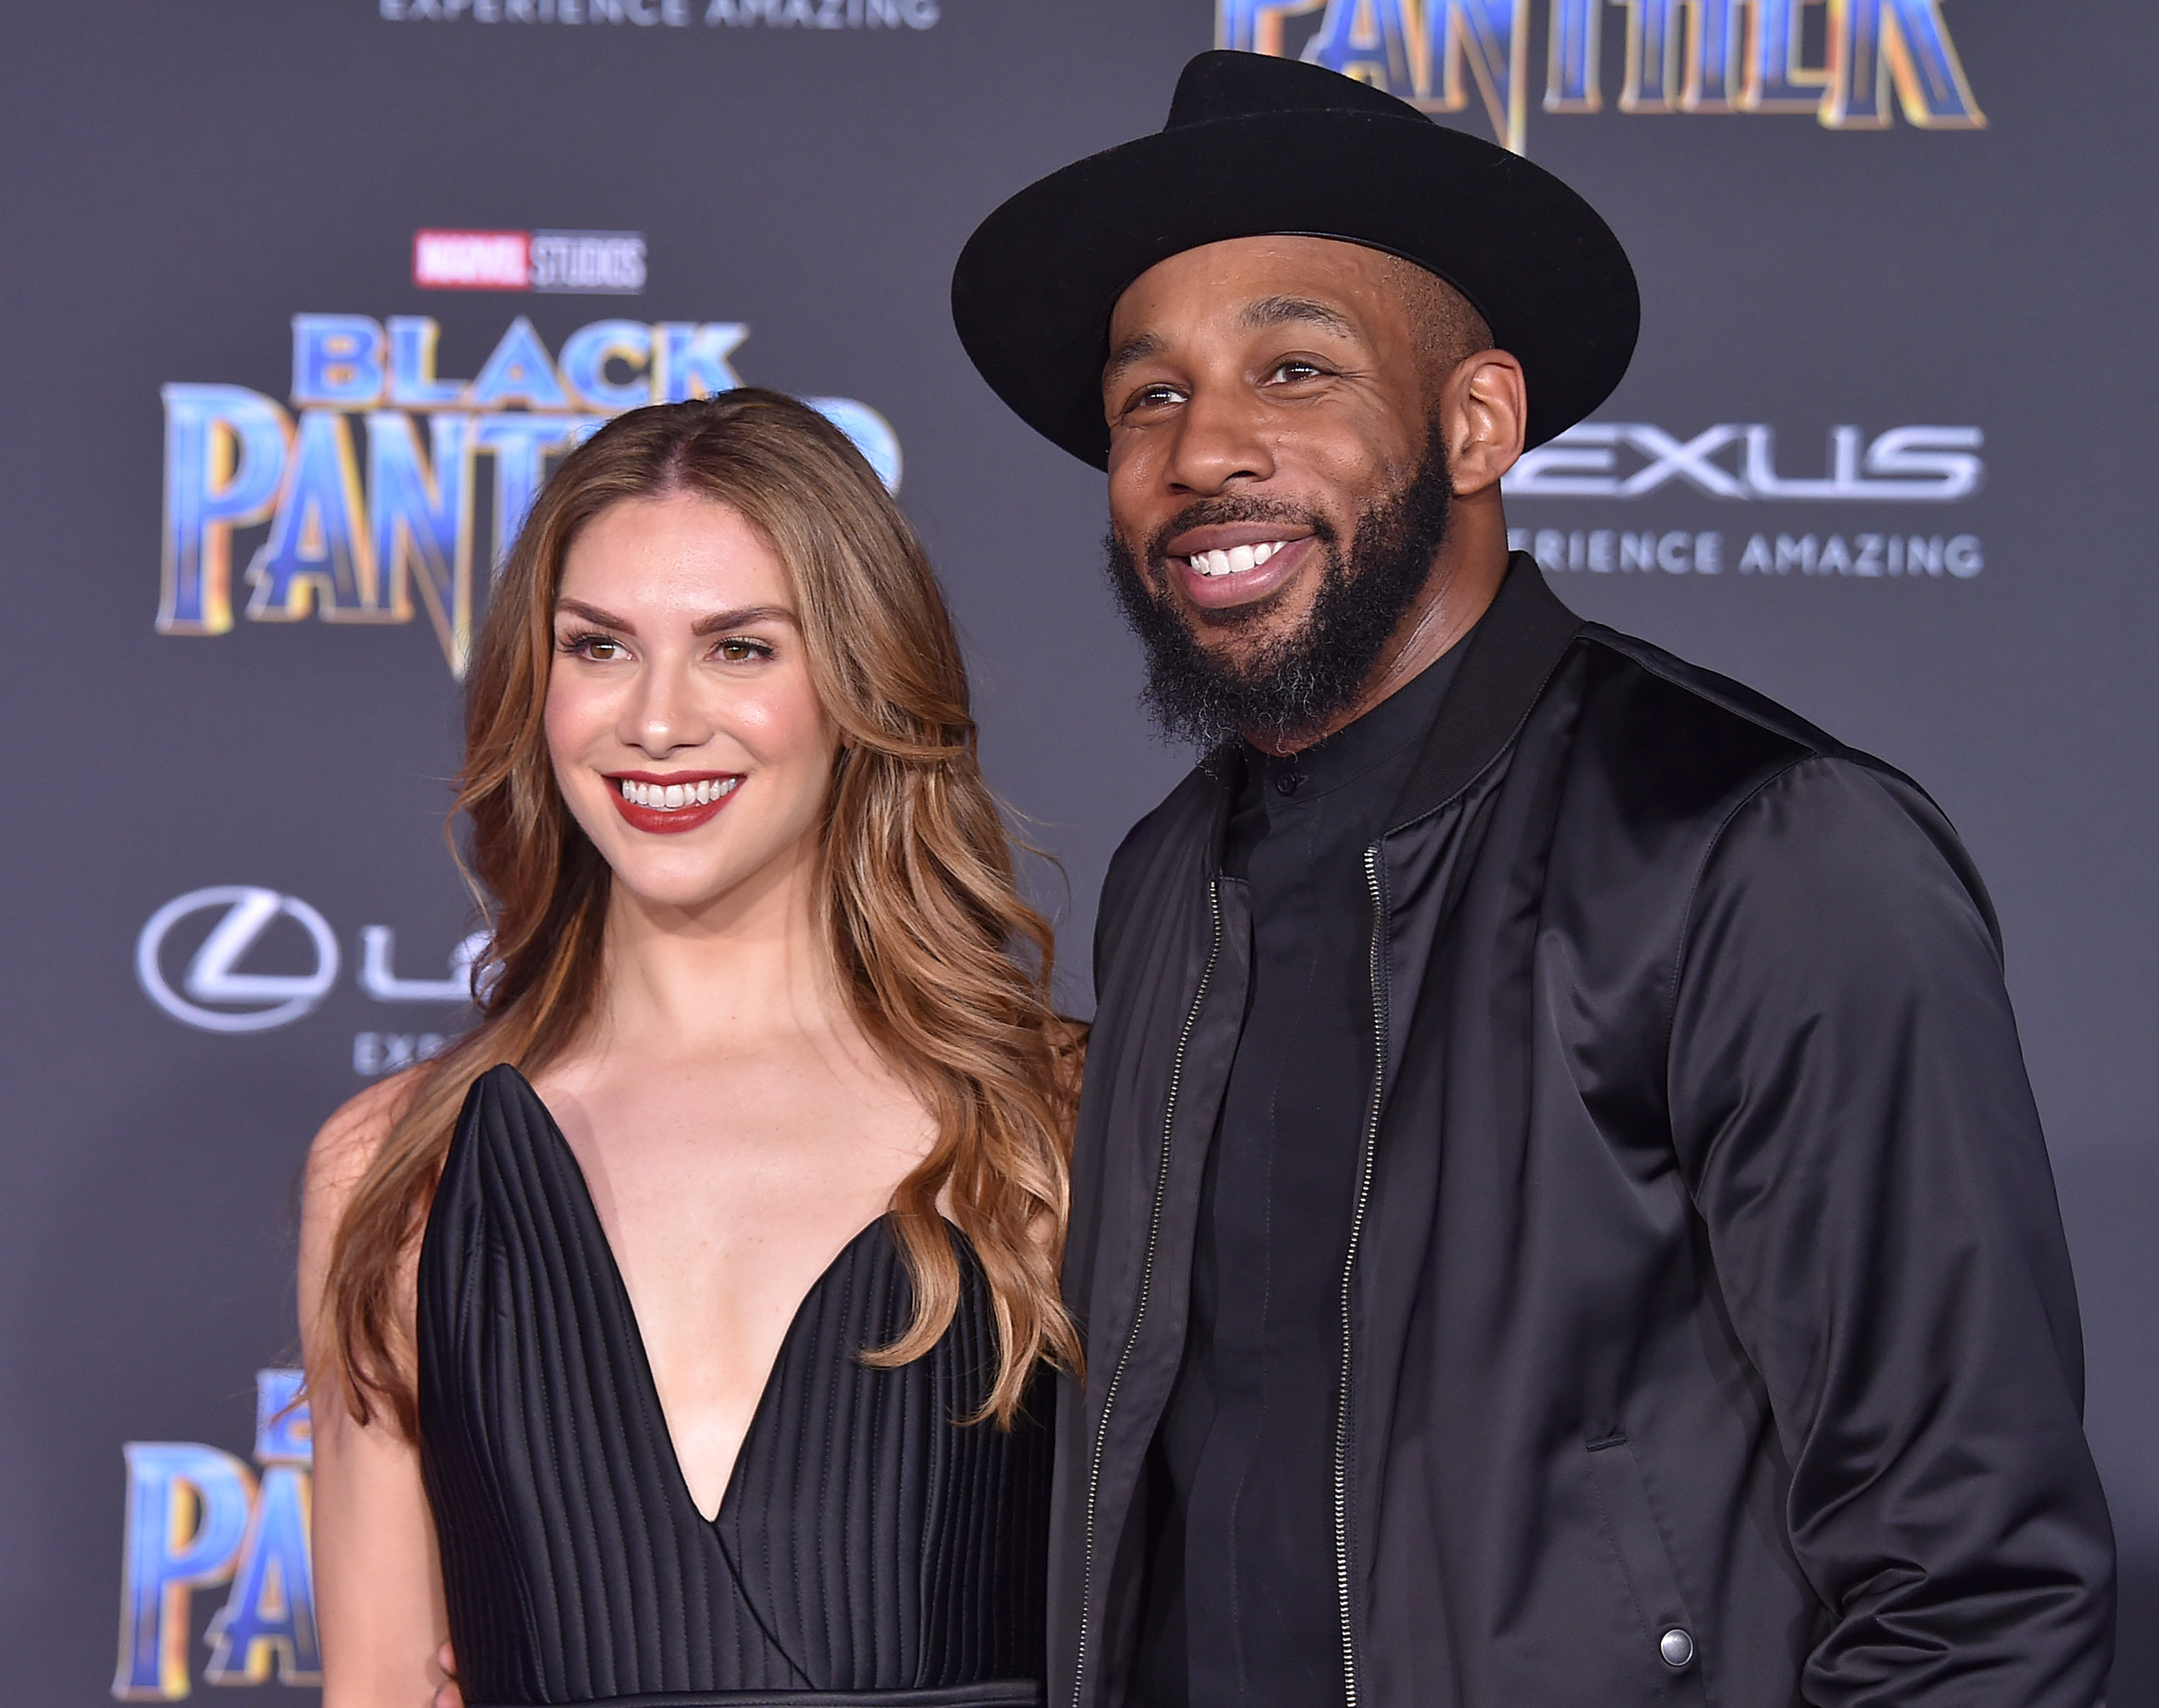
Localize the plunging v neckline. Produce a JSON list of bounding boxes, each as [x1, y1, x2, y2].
[[505, 1066, 908, 1529]]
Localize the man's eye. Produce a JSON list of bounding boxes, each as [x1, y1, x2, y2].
[[1269, 360, 1327, 384], [1127, 384, 1185, 412]]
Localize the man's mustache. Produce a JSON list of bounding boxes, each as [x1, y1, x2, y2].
[[1139, 499, 1340, 573]]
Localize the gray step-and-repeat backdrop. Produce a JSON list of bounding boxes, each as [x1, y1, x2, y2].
[[1, 2, 2151, 1701]]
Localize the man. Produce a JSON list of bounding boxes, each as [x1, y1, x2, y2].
[[952, 50, 2114, 1708]]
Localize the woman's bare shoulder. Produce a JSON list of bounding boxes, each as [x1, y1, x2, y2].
[[299, 1069, 433, 1375], [304, 1070, 425, 1224]]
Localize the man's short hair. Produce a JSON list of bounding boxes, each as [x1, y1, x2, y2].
[[1384, 254, 1494, 392]]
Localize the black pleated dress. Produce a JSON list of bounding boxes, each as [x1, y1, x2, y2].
[[415, 1065, 1051, 1708]]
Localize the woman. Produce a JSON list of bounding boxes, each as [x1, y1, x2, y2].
[[299, 390, 1080, 1708]]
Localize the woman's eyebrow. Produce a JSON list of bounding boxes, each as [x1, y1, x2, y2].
[[692, 606, 798, 636], [553, 600, 799, 635], [556, 597, 634, 633]]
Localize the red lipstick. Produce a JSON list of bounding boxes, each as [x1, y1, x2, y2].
[[605, 770, 743, 836]]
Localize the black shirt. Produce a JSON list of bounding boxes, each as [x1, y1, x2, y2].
[[1137, 645, 1465, 1708]]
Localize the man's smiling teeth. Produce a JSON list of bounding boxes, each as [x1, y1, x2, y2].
[[618, 777, 741, 809], [1188, 540, 1288, 577]]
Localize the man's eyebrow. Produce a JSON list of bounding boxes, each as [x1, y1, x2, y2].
[[1103, 299, 1362, 389], [1239, 295, 1361, 340], [1103, 331, 1165, 387]]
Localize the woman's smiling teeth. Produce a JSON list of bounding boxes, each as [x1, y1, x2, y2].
[[1187, 540, 1288, 577], [618, 777, 741, 809]]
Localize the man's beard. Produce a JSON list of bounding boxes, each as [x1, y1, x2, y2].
[[1103, 426, 1454, 751]]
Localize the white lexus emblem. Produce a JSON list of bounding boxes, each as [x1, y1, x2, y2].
[[135, 886, 341, 1034]]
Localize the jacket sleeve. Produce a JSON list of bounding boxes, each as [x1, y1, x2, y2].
[[1666, 754, 2114, 1706]]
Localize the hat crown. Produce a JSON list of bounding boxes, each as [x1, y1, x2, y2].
[[1166, 48, 1430, 131], [953, 48, 1639, 468]]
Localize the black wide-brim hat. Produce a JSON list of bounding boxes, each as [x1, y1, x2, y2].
[[952, 50, 1639, 468]]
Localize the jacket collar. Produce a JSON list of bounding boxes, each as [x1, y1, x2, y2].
[[1195, 551, 1582, 831], [1388, 551, 1582, 828]]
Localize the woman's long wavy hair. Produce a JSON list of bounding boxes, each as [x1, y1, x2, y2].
[[319, 389, 1082, 1435]]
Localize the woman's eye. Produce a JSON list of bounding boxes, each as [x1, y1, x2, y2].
[[559, 632, 626, 661], [714, 638, 772, 664]]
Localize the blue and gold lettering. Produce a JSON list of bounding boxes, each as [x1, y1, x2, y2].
[[368, 412, 476, 670], [202, 1468, 320, 1686], [1614, 0, 1682, 109], [1547, 0, 1741, 114], [253, 1368, 311, 1464], [1226, 0, 1973, 143], [1306, 0, 1422, 97], [1217, 0, 1326, 53], [158, 386, 291, 636], [1424, 0, 1529, 154], [1683, 0, 1742, 112], [113, 1443, 255, 1700], [561, 320, 656, 411], [248, 410, 384, 620], [1219, 0, 1529, 148], [466, 315, 573, 411], [654, 322, 748, 401], [1543, 0, 1601, 111], [1741, 0, 1829, 111], [159, 312, 915, 676], [388, 316, 468, 407], [475, 414, 588, 559], [805, 397, 904, 493], [291, 315, 386, 407], [1824, 0, 1983, 128]]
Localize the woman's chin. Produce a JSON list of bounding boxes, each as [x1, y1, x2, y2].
[[607, 862, 753, 918], [572, 790, 823, 921], [598, 834, 813, 921]]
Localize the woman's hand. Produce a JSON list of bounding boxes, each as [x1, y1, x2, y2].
[[432, 1642, 463, 1708]]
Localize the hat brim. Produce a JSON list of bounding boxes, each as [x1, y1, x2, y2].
[[952, 109, 1639, 467]]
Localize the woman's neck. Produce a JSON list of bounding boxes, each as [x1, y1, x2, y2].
[[589, 836, 844, 1058]]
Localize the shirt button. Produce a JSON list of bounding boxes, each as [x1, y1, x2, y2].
[[1659, 1628, 1695, 1669], [1274, 772, 1305, 797]]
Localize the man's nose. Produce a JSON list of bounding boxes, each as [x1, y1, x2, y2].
[[1164, 386, 1275, 495]]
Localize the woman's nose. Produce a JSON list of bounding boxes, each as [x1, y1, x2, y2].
[[620, 657, 712, 755]]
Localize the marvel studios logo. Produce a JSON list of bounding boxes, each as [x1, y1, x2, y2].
[[412, 228, 647, 294]]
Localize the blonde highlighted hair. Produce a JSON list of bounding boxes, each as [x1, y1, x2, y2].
[[320, 389, 1081, 1434]]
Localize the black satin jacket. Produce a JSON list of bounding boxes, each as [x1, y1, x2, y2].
[[1054, 558, 2114, 1708]]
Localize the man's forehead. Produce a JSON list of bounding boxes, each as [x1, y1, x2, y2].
[[1105, 237, 1413, 372], [1114, 235, 1406, 322]]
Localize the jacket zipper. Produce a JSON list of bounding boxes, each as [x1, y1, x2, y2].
[[1334, 844, 1389, 1708], [1072, 879, 1224, 1708]]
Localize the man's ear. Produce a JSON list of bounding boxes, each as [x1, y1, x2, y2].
[[1441, 350, 1528, 498]]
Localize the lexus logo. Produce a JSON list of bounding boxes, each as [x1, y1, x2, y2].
[[1504, 423, 1984, 502], [136, 886, 340, 1034], [137, 887, 489, 1035]]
